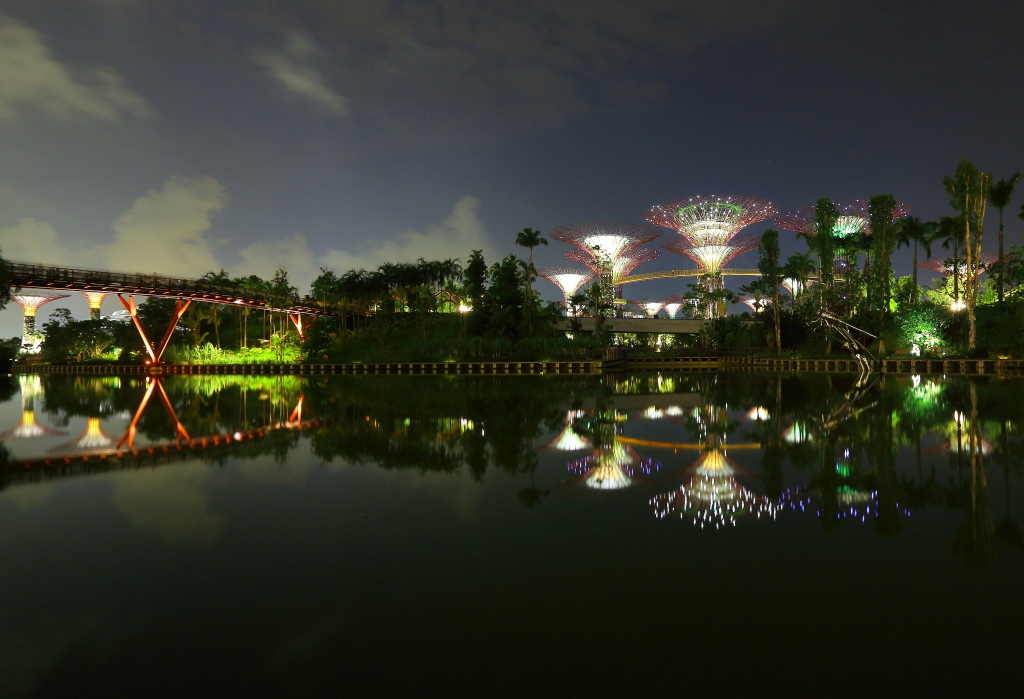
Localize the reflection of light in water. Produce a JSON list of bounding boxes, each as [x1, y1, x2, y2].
[[546, 425, 592, 452], [785, 422, 810, 444], [651, 451, 778, 528], [779, 486, 911, 523], [567, 442, 660, 490], [945, 437, 992, 456], [746, 406, 769, 421], [62, 417, 115, 450], [2, 410, 66, 439]]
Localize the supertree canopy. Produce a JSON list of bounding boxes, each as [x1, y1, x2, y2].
[[550, 221, 662, 262], [551, 222, 662, 311], [919, 254, 998, 277], [774, 199, 911, 239], [661, 232, 760, 277], [644, 195, 777, 246], [566, 247, 661, 287], [536, 266, 596, 314], [11, 291, 71, 351]]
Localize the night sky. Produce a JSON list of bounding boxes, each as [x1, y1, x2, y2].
[[2, 0, 1022, 336]]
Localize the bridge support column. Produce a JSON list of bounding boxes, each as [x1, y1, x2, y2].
[[288, 313, 311, 341], [119, 294, 191, 363]]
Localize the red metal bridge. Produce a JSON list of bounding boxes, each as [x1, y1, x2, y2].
[[7, 262, 329, 363]]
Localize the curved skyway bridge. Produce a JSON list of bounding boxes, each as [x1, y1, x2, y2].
[[7, 262, 328, 363]]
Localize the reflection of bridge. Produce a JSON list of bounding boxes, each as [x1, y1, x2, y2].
[[8, 262, 328, 362], [1, 378, 318, 489]]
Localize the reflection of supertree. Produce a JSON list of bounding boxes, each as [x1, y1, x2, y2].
[[54, 417, 115, 451], [1, 376, 65, 439], [551, 222, 662, 307], [536, 266, 596, 315], [567, 441, 659, 490], [779, 485, 910, 525], [651, 450, 779, 528], [10, 291, 71, 351], [542, 411, 592, 452]]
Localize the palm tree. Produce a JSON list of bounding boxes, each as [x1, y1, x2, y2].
[[988, 172, 1021, 303], [895, 217, 940, 304], [782, 251, 816, 301], [515, 227, 548, 299]]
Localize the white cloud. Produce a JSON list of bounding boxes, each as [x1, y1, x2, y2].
[[251, 29, 349, 116], [234, 233, 318, 289], [319, 196, 497, 272], [0, 217, 77, 265], [0, 13, 151, 121], [97, 175, 228, 277]]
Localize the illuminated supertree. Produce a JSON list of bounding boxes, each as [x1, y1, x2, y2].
[[10, 291, 71, 352], [663, 300, 684, 319], [645, 194, 777, 246], [774, 199, 911, 274], [738, 293, 768, 313], [536, 266, 596, 315], [566, 246, 661, 298], [551, 222, 662, 309], [81, 292, 110, 321], [781, 277, 814, 297], [661, 233, 761, 280], [637, 300, 666, 318]]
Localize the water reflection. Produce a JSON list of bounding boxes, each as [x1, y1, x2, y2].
[[0, 371, 1020, 550]]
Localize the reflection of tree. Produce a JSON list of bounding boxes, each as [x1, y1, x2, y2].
[[566, 408, 660, 490], [952, 383, 995, 566]]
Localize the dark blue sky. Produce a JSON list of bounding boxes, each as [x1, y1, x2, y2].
[[1, 0, 1022, 334]]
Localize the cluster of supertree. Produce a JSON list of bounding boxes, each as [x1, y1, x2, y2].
[[539, 196, 782, 318], [537, 194, 931, 320], [545, 221, 662, 311]]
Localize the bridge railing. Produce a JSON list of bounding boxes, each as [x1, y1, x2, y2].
[[7, 262, 325, 315]]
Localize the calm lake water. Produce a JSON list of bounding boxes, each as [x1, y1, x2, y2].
[[1, 371, 1022, 696]]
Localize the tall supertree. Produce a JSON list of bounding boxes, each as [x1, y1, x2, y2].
[[10, 291, 71, 352], [550, 222, 662, 310], [774, 199, 911, 275], [645, 195, 775, 317], [536, 266, 596, 316], [81, 292, 110, 321]]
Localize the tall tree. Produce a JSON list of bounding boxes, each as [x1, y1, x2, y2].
[[515, 227, 547, 302], [808, 198, 838, 297], [988, 172, 1021, 303], [894, 217, 940, 304], [868, 194, 898, 340], [943, 159, 991, 350], [464, 250, 487, 311], [757, 229, 783, 351]]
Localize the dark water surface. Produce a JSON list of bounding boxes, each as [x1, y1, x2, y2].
[[1, 371, 1022, 696]]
